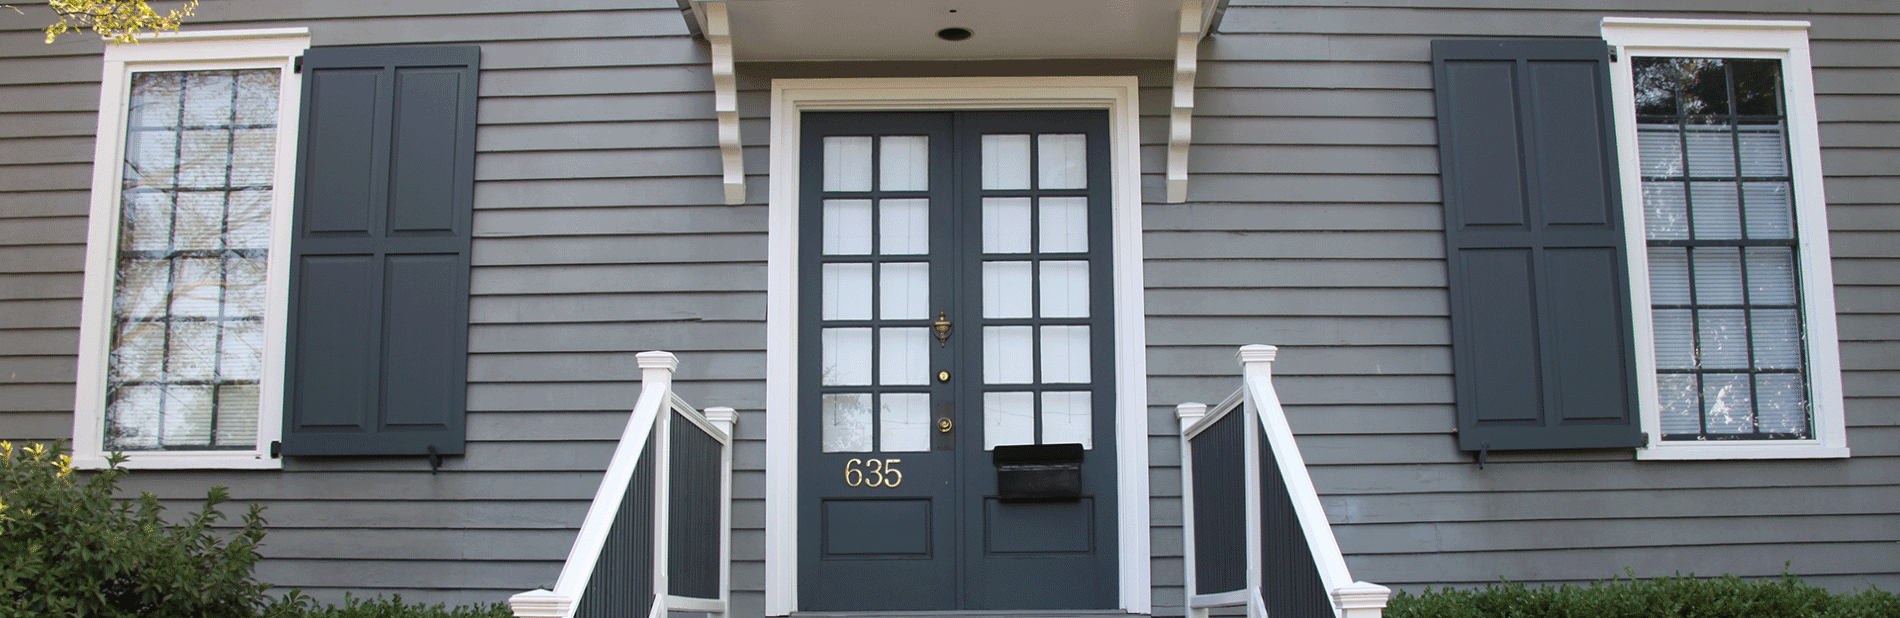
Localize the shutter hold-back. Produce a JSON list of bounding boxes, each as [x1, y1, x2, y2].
[[1475, 441, 1489, 470], [427, 445, 442, 474]]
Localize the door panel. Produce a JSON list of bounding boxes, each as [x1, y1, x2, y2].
[[799, 111, 1115, 611]]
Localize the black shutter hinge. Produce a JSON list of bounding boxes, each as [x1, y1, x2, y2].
[[293, 55, 303, 73], [269, 440, 282, 459], [426, 445, 442, 474], [1608, 46, 1619, 62]]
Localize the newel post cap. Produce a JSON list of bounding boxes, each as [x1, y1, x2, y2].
[[508, 589, 573, 618], [1236, 344, 1278, 364], [1334, 581, 1393, 613], [636, 350, 680, 371]]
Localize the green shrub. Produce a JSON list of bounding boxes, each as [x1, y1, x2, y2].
[[273, 594, 513, 618], [0, 441, 282, 618], [1386, 570, 1899, 618]]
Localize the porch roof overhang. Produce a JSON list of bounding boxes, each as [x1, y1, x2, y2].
[[686, 0, 1224, 204], [686, 0, 1223, 62]]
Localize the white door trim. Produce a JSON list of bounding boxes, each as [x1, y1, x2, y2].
[[763, 76, 1151, 616]]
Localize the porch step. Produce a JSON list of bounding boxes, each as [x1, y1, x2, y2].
[[794, 608, 1132, 612]]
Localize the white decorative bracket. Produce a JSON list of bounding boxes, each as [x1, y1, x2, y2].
[[1169, 0, 1216, 203], [702, 1, 745, 205]]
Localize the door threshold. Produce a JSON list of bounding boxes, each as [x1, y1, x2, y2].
[[793, 611, 1139, 618]]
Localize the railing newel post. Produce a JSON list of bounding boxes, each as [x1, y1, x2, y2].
[[1175, 402, 1208, 618], [508, 589, 572, 618], [1334, 582, 1393, 618]]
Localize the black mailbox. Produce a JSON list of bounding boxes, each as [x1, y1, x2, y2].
[[993, 443, 1084, 501]]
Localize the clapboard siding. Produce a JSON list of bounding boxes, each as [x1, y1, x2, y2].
[[1157, 1, 1900, 598]]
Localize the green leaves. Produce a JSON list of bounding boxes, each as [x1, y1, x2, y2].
[[0, 441, 274, 618], [1386, 570, 1899, 618]]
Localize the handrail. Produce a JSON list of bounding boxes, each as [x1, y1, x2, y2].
[[1179, 345, 1391, 618], [510, 351, 735, 618]]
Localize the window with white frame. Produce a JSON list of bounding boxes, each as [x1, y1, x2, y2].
[[72, 30, 309, 468], [1603, 18, 1848, 459]]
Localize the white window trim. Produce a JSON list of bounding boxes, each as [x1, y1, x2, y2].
[[1602, 17, 1849, 460], [762, 76, 1151, 615], [71, 29, 310, 470]]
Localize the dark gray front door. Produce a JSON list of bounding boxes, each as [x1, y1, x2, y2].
[[798, 110, 1118, 611]]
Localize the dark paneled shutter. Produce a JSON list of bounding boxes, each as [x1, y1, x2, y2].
[[1432, 39, 1644, 451], [282, 46, 478, 456]]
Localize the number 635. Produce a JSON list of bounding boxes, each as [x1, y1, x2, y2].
[[844, 458, 902, 487]]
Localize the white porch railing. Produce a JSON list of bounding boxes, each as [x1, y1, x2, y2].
[[511, 351, 735, 618], [1178, 345, 1392, 618]]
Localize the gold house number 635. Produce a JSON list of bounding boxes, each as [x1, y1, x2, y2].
[[844, 458, 903, 488]]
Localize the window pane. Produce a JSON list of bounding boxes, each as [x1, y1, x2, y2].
[[1042, 391, 1092, 449], [1037, 134, 1087, 189], [1701, 374, 1753, 434], [1691, 247, 1745, 305], [1689, 181, 1741, 240], [983, 261, 1033, 319], [1751, 309, 1802, 370], [823, 136, 872, 192], [1643, 181, 1688, 240], [880, 393, 930, 452], [879, 135, 928, 191], [821, 263, 872, 320], [1040, 261, 1090, 318], [1647, 247, 1691, 305], [1684, 128, 1735, 177], [983, 391, 1035, 450], [1657, 374, 1701, 437], [822, 199, 872, 255], [982, 135, 1031, 190], [1745, 247, 1797, 305], [1637, 127, 1683, 176], [1040, 325, 1090, 383], [878, 327, 928, 386], [105, 70, 278, 453], [879, 262, 928, 320], [1697, 309, 1749, 369], [1652, 309, 1695, 370], [983, 197, 1032, 254], [821, 328, 872, 386], [984, 326, 1034, 384], [822, 393, 873, 452], [1737, 125, 1787, 176], [1754, 374, 1807, 436], [1039, 196, 1089, 253], [879, 198, 929, 255], [1742, 182, 1793, 239]]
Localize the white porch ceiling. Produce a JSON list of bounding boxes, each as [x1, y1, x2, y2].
[[690, 0, 1222, 62]]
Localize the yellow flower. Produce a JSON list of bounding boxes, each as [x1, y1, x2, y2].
[[56, 455, 73, 478]]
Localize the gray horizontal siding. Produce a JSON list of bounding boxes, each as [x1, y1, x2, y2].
[[1142, 1, 1900, 602]]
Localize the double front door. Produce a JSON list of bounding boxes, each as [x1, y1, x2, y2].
[[797, 111, 1118, 611]]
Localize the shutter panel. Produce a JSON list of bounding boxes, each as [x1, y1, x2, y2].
[[282, 46, 478, 456], [1432, 39, 1644, 451]]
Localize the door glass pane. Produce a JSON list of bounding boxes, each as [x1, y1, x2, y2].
[[879, 262, 928, 320], [821, 328, 872, 386], [982, 134, 1031, 190], [1039, 197, 1088, 253], [1038, 134, 1087, 189], [880, 135, 928, 191], [822, 393, 873, 452], [822, 263, 872, 320], [824, 136, 872, 192], [1040, 261, 1090, 318], [1040, 325, 1090, 383], [879, 327, 929, 386], [1042, 391, 1092, 449], [984, 326, 1034, 384], [983, 391, 1034, 450], [983, 197, 1032, 254], [879, 198, 929, 255], [881, 393, 930, 452], [823, 199, 872, 255], [983, 261, 1034, 319]]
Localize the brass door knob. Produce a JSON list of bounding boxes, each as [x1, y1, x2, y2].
[[937, 417, 953, 433]]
